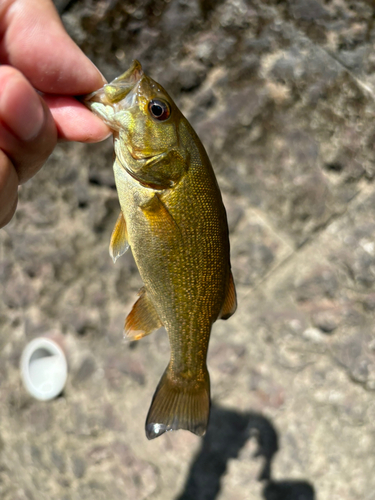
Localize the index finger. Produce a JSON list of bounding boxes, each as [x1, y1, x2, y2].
[[0, 0, 105, 94]]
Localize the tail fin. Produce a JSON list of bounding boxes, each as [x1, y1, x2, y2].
[[145, 366, 210, 440]]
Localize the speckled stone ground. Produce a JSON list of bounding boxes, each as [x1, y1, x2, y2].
[[1, 1, 375, 499]]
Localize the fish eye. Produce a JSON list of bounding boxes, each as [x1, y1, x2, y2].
[[148, 99, 171, 121]]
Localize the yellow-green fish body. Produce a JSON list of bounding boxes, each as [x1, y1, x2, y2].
[[85, 61, 236, 439]]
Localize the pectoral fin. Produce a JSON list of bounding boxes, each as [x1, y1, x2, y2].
[[109, 211, 129, 263], [124, 287, 163, 341], [140, 194, 180, 237], [219, 271, 237, 320]]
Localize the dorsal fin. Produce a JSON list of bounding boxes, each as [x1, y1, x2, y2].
[[219, 271, 237, 320], [109, 211, 129, 263], [124, 287, 163, 341]]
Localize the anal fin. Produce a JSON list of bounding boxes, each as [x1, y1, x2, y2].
[[219, 270, 237, 320], [124, 287, 163, 341], [109, 211, 129, 263]]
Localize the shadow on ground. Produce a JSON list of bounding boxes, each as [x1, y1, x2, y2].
[[176, 405, 315, 500]]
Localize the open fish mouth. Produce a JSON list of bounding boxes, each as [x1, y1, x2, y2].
[[83, 60, 144, 110]]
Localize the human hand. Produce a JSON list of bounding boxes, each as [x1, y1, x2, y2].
[[0, 0, 110, 227]]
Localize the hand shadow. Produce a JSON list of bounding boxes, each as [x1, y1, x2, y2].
[[176, 404, 315, 500], [263, 480, 315, 500]]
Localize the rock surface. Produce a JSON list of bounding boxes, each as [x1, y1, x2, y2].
[[1, 0, 375, 499]]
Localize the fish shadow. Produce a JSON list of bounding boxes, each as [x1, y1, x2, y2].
[[176, 405, 315, 500]]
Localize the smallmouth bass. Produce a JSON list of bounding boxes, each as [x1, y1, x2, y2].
[[84, 61, 236, 439]]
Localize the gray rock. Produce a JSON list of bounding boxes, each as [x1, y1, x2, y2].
[[1, 0, 375, 498], [71, 455, 86, 478]]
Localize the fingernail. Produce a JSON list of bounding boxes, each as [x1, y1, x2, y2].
[[98, 69, 108, 85], [0, 75, 45, 141], [86, 58, 107, 85]]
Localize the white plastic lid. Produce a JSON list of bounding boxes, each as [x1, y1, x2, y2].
[[20, 337, 68, 401]]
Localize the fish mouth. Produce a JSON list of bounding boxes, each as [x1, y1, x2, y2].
[[83, 60, 144, 109]]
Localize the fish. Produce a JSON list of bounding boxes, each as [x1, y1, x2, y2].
[[84, 60, 237, 439]]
